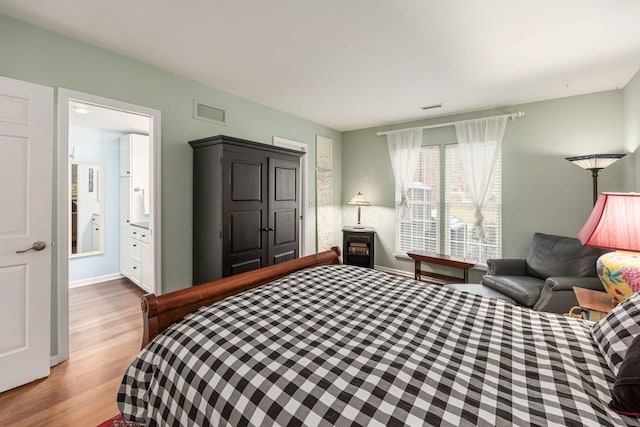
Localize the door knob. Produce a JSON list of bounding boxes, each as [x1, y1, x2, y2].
[[16, 241, 47, 253], [261, 227, 274, 232]]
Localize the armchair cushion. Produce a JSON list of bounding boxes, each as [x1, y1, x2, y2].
[[526, 232, 601, 279], [481, 275, 544, 307]]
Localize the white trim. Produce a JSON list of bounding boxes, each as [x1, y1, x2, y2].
[[373, 265, 414, 279], [69, 273, 124, 289], [56, 88, 162, 364], [50, 355, 59, 367], [272, 136, 308, 256]]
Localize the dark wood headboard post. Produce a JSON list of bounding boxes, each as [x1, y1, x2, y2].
[[141, 247, 341, 348]]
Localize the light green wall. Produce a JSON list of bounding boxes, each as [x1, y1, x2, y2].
[[623, 69, 640, 190], [0, 15, 342, 355], [342, 91, 627, 279], [3, 12, 637, 358]]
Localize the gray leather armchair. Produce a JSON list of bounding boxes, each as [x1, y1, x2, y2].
[[480, 232, 607, 314]]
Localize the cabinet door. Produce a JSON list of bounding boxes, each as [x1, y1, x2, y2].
[[268, 157, 299, 265], [120, 226, 131, 278], [120, 136, 131, 177], [120, 177, 131, 226], [222, 150, 268, 276], [131, 134, 150, 218], [140, 241, 152, 293], [130, 236, 142, 264]]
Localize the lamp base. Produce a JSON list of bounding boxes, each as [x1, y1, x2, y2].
[[597, 251, 640, 303], [353, 225, 365, 229]]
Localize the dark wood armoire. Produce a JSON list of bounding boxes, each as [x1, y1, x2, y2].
[[189, 135, 303, 284]]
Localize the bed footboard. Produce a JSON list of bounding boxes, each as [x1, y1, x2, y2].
[[141, 247, 341, 347]]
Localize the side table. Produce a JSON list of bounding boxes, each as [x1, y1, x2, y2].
[[342, 227, 375, 268], [567, 287, 617, 321]]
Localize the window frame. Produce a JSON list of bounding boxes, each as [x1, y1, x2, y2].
[[395, 142, 502, 266]]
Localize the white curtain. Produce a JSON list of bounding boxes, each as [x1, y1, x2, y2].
[[455, 116, 508, 238], [386, 129, 423, 221]]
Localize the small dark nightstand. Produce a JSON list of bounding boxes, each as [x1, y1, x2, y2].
[[342, 227, 375, 268]]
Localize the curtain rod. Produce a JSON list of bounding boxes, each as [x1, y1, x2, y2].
[[375, 111, 525, 136]]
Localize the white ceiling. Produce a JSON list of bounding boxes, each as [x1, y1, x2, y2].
[[2, 0, 640, 131], [69, 101, 150, 135]]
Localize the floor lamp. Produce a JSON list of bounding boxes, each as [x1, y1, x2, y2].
[[565, 154, 626, 205]]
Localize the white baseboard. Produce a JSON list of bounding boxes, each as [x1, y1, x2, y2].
[[374, 265, 414, 279], [69, 273, 123, 289], [50, 355, 59, 367]]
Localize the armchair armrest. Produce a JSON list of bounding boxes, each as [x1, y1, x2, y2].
[[486, 259, 527, 276], [533, 276, 604, 314], [544, 276, 604, 292]]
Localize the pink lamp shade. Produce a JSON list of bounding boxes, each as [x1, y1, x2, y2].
[[578, 193, 640, 302]]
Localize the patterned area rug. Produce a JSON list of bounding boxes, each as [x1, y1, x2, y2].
[[96, 414, 142, 427]]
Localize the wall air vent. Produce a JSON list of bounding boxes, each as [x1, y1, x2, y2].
[[194, 100, 226, 125]]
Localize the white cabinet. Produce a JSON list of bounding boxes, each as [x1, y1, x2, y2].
[[121, 224, 151, 293], [91, 214, 102, 252], [119, 133, 153, 292], [120, 134, 150, 221], [120, 133, 148, 178]]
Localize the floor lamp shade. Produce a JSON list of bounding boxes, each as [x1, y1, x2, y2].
[[578, 193, 640, 302], [565, 154, 626, 205]]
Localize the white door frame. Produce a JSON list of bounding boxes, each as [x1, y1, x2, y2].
[[272, 137, 308, 256], [55, 89, 162, 363]]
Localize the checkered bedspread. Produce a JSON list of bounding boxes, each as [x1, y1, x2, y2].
[[118, 265, 638, 426]]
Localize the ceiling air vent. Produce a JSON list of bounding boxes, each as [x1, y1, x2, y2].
[[421, 103, 443, 111], [194, 100, 226, 125]]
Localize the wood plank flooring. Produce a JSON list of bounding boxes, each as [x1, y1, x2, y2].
[[0, 278, 145, 427]]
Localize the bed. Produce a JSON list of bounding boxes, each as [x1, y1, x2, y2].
[[118, 248, 639, 426]]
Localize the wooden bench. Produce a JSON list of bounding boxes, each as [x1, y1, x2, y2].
[[407, 251, 475, 284]]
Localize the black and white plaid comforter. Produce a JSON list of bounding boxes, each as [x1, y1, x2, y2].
[[118, 265, 638, 426]]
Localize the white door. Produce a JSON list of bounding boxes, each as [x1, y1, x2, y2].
[[0, 75, 53, 392]]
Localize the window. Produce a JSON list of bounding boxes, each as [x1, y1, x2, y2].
[[396, 146, 440, 254], [396, 144, 501, 265]]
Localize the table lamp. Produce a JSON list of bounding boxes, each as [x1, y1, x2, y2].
[[348, 192, 371, 229], [578, 192, 640, 302]]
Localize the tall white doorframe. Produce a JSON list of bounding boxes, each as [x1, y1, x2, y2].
[[55, 89, 162, 363], [273, 137, 308, 256]]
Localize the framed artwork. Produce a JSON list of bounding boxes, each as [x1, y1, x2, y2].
[[316, 135, 333, 252]]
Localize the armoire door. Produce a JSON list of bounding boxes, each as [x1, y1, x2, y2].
[[268, 157, 299, 264], [223, 151, 268, 275]]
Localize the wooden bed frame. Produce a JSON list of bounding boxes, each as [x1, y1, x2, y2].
[[141, 247, 341, 347]]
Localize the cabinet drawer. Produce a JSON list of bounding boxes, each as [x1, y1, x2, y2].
[[131, 239, 142, 263], [130, 227, 150, 243], [130, 261, 142, 284]]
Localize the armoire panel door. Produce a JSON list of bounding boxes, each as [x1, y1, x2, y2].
[[268, 157, 299, 265], [223, 151, 268, 276]]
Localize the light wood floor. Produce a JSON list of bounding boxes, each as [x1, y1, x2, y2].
[[0, 278, 145, 427]]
